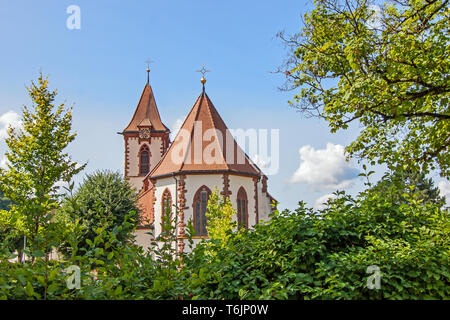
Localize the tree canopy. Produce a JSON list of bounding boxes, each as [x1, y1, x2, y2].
[[57, 170, 140, 255], [371, 169, 446, 206], [279, 0, 449, 177], [0, 73, 85, 251]]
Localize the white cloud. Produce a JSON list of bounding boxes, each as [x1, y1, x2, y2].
[[0, 110, 21, 140], [314, 193, 337, 210], [366, 4, 383, 30], [289, 143, 359, 190], [170, 118, 184, 141], [0, 156, 8, 169], [438, 180, 450, 205]]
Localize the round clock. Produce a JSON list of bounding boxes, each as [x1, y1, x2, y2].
[[139, 128, 151, 139]]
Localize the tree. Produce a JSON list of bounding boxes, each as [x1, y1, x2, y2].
[[279, 0, 449, 177], [205, 188, 237, 245], [0, 73, 85, 252], [58, 170, 140, 255], [371, 169, 446, 206]]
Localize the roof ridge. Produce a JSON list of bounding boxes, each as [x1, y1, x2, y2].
[[180, 93, 205, 171], [123, 85, 148, 132], [123, 83, 169, 133], [203, 93, 230, 170]]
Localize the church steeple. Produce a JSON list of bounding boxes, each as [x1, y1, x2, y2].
[[122, 71, 169, 133], [120, 69, 170, 191], [148, 81, 261, 179]]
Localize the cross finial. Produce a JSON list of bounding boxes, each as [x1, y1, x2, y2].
[[145, 58, 153, 84], [196, 64, 210, 92], [196, 64, 210, 77]]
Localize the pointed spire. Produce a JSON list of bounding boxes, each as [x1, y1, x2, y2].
[[122, 70, 169, 133]]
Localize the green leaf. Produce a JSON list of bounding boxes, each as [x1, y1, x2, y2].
[[25, 282, 34, 297]]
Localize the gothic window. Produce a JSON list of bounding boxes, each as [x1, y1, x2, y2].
[[237, 187, 248, 229], [161, 188, 172, 234], [193, 186, 211, 236], [139, 144, 150, 176]]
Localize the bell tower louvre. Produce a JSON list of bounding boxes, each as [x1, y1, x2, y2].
[[118, 68, 170, 191]]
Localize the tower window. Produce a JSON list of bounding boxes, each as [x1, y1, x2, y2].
[[139, 145, 150, 176]]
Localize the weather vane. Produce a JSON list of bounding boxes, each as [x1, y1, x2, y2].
[[196, 64, 210, 91]]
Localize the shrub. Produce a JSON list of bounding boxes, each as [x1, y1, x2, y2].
[[57, 170, 139, 256], [185, 179, 450, 299]]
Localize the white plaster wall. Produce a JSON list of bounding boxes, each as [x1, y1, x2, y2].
[[127, 137, 140, 177], [149, 136, 163, 172], [147, 174, 222, 254], [128, 176, 144, 193], [128, 137, 163, 177], [134, 228, 154, 253], [258, 182, 273, 222], [135, 173, 274, 254], [182, 174, 223, 230], [228, 175, 257, 227], [126, 136, 164, 192]]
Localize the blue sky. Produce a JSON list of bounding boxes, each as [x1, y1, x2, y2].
[[0, 0, 448, 210]]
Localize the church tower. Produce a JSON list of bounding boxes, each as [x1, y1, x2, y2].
[[135, 71, 276, 253], [119, 68, 170, 191]]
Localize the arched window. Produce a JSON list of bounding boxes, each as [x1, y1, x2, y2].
[[161, 188, 172, 234], [193, 186, 211, 236], [139, 145, 150, 176], [237, 187, 248, 229]]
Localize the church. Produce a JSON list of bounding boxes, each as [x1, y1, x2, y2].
[[119, 67, 276, 253]]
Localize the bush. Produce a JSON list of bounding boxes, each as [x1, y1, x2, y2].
[[1, 171, 448, 300], [184, 179, 450, 299], [57, 170, 140, 256]]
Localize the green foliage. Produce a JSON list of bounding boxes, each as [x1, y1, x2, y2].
[[206, 187, 237, 245], [0, 209, 25, 257], [0, 72, 85, 254], [57, 170, 139, 256], [370, 169, 446, 207], [186, 174, 449, 299], [1, 173, 448, 300], [279, 0, 450, 177], [0, 212, 156, 300]]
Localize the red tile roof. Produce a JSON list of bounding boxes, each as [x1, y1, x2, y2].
[[149, 91, 262, 178], [123, 84, 169, 133]]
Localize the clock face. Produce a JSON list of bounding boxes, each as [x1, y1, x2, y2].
[[139, 128, 151, 139]]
